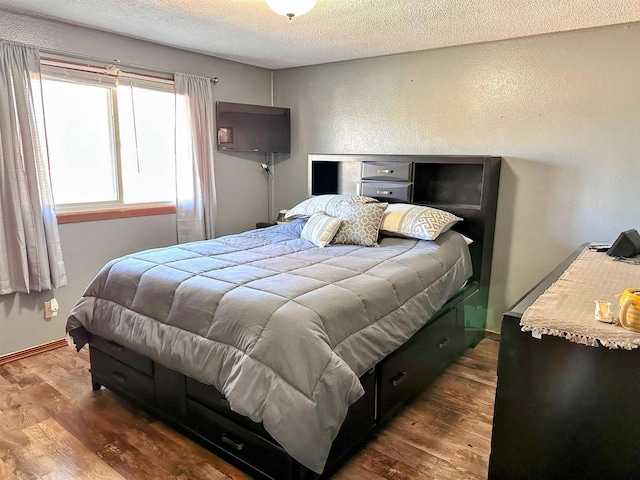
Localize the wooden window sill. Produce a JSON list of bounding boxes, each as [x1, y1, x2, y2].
[[57, 205, 176, 224]]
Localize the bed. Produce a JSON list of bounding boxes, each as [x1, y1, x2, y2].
[[67, 154, 501, 480]]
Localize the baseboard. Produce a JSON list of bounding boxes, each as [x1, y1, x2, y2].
[[0, 338, 67, 365], [484, 331, 501, 342]]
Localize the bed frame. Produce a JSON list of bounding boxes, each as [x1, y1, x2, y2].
[[72, 154, 501, 480]]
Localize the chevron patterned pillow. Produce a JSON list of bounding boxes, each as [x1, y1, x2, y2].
[[380, 204, 462, 241]]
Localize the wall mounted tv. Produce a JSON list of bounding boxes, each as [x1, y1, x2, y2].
[[216, 101, 291, 153]]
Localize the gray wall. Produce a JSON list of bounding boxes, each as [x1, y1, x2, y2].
[[1, 217, 178, 356], [0, 11, 272, 355], [273, 23, 640, 332]]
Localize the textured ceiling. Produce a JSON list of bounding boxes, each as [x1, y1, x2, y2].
[[0, 0, 639, 69]]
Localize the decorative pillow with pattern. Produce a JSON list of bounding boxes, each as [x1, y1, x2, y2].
[[380, 203, 462, 241], [301, 212, 342, 248], [284, 194, 378, 219], [332, 202, 388, 247]]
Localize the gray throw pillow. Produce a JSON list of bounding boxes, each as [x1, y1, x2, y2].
[[332, 202, 388, 247]]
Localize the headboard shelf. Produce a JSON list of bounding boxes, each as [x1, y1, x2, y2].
[[308, 153, 501, 322], [413, 162, 484, 207]]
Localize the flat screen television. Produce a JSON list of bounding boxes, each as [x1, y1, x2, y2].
[[216, 101, 291, 153]]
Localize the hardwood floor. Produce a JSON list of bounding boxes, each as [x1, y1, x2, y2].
[[0, 339, 498, 480]]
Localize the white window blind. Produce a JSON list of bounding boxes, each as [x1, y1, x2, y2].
[[40, 63, 118, 87], [38, 60, 177, 211]]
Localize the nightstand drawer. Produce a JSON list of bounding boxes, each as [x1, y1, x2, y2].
[[361, 181, 412, 203], [89, 348, 155, 405], [362, 161, 412, 181]]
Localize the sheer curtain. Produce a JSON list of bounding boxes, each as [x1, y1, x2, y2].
[[174, 73, 217, 243], [0, 40, 67, 295]]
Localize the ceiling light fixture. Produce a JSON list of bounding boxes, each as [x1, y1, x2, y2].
[[265, 0, 317, 19]]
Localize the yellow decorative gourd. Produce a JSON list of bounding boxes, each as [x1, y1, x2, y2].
[[619, 288, 640, 333]]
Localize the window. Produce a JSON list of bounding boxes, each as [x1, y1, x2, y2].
[[39, 62, 177, 215]]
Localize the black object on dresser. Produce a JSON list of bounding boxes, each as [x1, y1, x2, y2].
[[489, 244, 640, 480]]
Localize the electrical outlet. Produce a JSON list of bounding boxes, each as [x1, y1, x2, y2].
[[44, 298, 59, 319]]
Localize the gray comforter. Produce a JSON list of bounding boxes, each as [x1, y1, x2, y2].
[[67, 220, 471, 473]]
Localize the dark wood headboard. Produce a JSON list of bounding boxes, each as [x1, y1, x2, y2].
[[308, 154, 501, 311]]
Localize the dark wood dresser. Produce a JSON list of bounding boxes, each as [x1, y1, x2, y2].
[[489, 245, 640, 480]]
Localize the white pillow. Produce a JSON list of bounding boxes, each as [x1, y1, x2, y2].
[[301, 212, 342, 248], [284, 194, 378, 219], [380, 204, 462, 241]]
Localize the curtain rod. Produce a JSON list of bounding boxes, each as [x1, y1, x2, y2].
[[38, 47, 219, 84]]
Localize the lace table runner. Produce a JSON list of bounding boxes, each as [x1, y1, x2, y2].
[[520, 248, 640, 349]]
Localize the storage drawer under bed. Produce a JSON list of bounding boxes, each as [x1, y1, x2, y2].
[[186, 372, 375, 479], [89, 347, 155, 405], [187, 366, 377, 450], [89, 335, 153, 376], [378, 308, 463, 421], [187, 399, 293, 480], [186, 377, 270, 437]]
